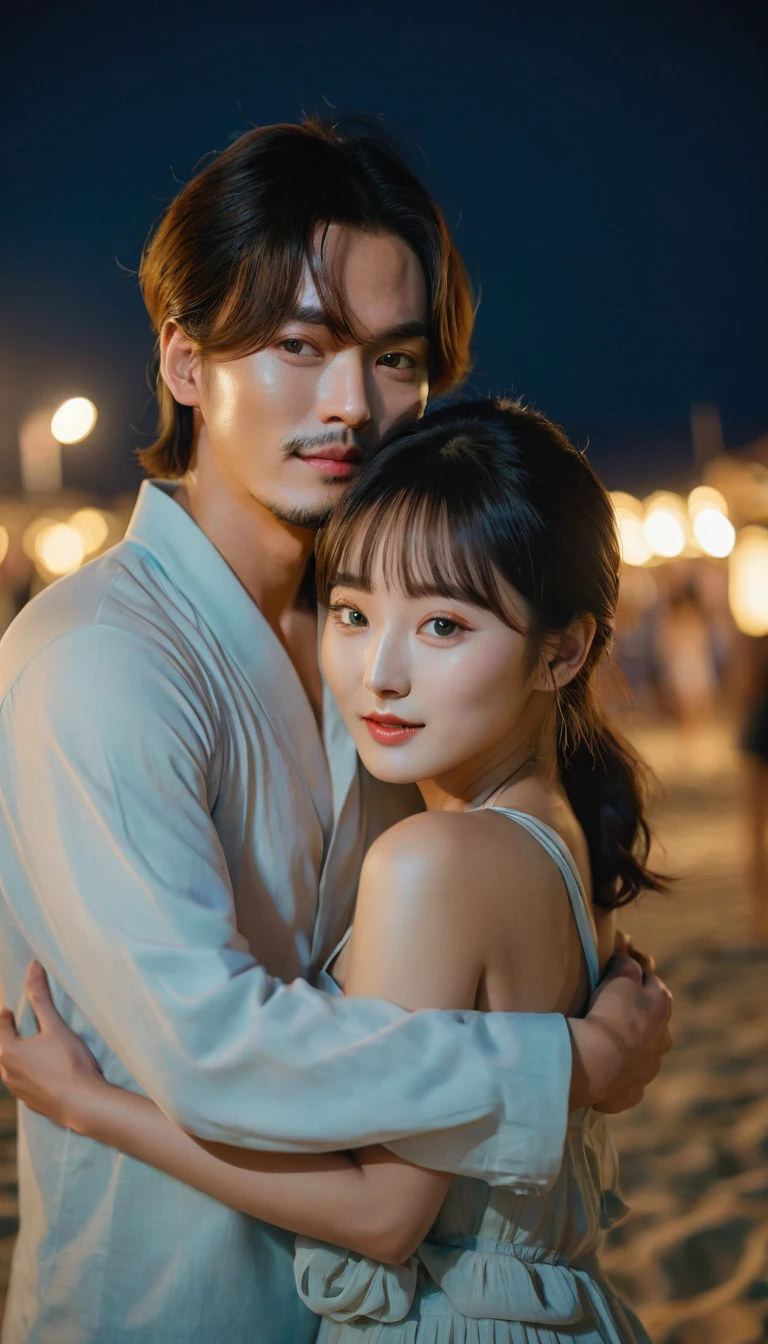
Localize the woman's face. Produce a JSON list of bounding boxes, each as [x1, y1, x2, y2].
[[320, 557, 546, 795]]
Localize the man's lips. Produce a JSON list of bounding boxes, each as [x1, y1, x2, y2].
[[298, 445, 362, 479], [362, 713, 424, 746]]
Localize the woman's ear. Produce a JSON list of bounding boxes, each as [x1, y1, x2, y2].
[[160, 322, 202, 408], [534, 616, 597, 691]]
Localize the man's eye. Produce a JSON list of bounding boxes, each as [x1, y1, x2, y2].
[[377, 351, 416, 369], [280, 338, 312, 355], [423, 617, 460, 638]]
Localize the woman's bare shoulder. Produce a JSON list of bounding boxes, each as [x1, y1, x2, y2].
[[361, 809, 481, 884], [360, 807, 553, 909], [345, 812, 494, 1010]]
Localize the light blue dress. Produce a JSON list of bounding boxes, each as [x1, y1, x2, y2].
[[295, 808, 651, 1344]]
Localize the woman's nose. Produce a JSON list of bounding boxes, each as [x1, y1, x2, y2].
[[364, 636, 411, 699]]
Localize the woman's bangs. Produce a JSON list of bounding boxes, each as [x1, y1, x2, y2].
[[318, 489, 522, 629]]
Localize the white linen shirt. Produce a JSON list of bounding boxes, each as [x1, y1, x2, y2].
[[0, 481, 571, 1344]]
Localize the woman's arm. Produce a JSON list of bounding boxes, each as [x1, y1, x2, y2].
[[0, 818, 484, 1262]]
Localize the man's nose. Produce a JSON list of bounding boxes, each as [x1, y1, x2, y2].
[[317, 350, 371, 431], [364, 632, 411, 700]]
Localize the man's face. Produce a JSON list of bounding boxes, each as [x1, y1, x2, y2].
[[190, 227, 430, 527]]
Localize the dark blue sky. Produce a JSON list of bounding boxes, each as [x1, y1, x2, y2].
[[2, 0, 766, 495]]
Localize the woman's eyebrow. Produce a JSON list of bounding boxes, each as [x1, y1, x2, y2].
[[331, 571, 372, 592]]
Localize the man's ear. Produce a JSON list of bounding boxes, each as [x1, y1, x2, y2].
[[534, 616, 597, 691], [160, 322, 202, 408]]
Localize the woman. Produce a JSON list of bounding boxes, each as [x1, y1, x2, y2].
[[0, 399, 663, 1342]]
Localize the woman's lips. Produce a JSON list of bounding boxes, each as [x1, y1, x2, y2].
[[362, 717, 424, 746]]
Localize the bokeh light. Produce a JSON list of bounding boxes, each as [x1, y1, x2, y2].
[[35, 523, 85, 576], [618, 512, 653, 566], [643, 508, 686, 559], [50, 398, 97, 445], [69, 507, 109, 554], [687, 485, 729, 521], [0, 526, 8, 567], [22, 516, 58, 560], [692, 508, 735, 559], [610, 491, 644, 519], [729, 526, 768, 636], [610, 493, 652, 566]]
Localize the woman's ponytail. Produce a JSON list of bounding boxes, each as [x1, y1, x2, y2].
[[557, 661, 665, 909]]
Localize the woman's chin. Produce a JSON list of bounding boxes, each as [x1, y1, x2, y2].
[[354, 740, 428, 788]]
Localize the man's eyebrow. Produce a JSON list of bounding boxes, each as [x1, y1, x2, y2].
[[287, 306, 429, 344], [375, 319, 429, 343], [289, 304, 329, 325]]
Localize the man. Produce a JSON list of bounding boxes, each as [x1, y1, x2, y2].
[[0, 117, 671, 1343]]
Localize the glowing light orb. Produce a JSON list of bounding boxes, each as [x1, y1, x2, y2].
[[35, 523, 85, 576], [69, 507, 109, 554], [687, 485, 728, 520], [610, 491, 644, 518], [50, 398, 97, 445], [692, 508, 735, 559], [22, 516, 57, 560], [0, 526, 8, 566], [642, 508, 686, 559], [616, 511, 653, 566], [729, 526, 768, 636], [611, 493, 652, 565]]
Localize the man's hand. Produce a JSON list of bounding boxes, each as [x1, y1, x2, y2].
[[568, 952, 672, 1114]]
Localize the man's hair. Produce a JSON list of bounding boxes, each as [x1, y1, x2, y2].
[[138, 116, 475, 478]]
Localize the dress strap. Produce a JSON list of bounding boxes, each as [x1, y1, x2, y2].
[[486, 808, 601, 993], [320, 923, 354, 977]]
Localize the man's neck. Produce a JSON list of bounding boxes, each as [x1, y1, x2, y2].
[[174, 473, 315, 636]]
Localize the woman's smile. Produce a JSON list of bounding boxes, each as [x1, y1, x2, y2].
[[362, 712, 425, 746]]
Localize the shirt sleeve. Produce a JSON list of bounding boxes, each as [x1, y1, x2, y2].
[[0, 624, 571, 1192]]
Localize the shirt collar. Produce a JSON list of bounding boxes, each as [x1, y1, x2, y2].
[[125, 480, 307, 708], [124, 480, 351, 815]]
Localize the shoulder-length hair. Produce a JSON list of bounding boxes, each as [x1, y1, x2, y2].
[[138, 116, 475, 478]]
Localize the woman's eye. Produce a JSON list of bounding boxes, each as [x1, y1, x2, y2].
[[333, 605, 368, 629], [423, 617, 461, 638], [377, 351, 416, 370]]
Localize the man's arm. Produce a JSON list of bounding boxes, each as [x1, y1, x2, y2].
[[0, 625, 669, 1190]]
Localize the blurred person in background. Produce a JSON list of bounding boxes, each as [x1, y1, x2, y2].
[[0, 118, 671, 1344], [0, 543, 33, 641], [742, 634, 768, 940], [653, 582, 718, 730]]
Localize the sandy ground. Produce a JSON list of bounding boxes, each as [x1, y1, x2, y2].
[[602, 718, 768, 1343], [0, 717, 766, 1341]]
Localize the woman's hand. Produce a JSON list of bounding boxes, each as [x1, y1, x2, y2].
[[0, 961, 105, 1132], [613, 928, 656, 977]]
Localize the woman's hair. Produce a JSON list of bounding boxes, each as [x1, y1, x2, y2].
[[138, 116, 474, 478], [316, 398, 664, 909]]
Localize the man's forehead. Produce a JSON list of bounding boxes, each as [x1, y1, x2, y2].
[[294, 231, 429, 345]]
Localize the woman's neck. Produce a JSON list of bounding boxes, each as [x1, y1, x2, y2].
[[417, 708, 559, 815]]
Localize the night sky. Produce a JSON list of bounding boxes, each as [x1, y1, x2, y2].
[[2, 0, 766, 497]]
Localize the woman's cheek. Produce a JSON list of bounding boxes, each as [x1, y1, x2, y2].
[[322, 632, 362, 710]]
